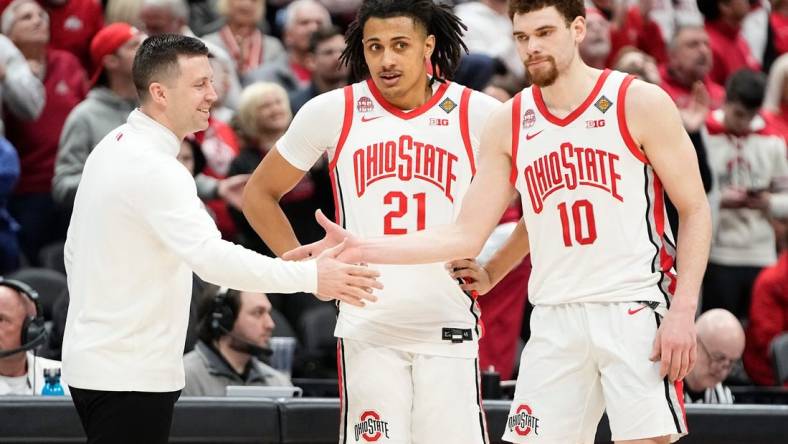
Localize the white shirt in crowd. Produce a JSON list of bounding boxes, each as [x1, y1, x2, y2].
[[62, 109, 317, 393], [0, 352, 70, 396]]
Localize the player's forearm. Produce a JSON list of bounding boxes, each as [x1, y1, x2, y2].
[[484, 220, 530, 287], [242, 190, 301, 257], [672, 199, 712, 314], [358, 221, 484, 265]]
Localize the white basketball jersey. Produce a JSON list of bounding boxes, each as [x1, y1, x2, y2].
[[511, 69, 677, 307], [330, 79, 497, 357]]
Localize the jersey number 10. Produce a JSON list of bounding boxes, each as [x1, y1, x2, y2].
[[557, 200, 597, 246], [384, 191, 426, 235]]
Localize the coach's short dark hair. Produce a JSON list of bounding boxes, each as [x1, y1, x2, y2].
[[132, 34, 210, 101], [725, 69, 767, 110]]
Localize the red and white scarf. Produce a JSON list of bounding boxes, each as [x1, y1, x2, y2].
[[219, 25, 264, 75]]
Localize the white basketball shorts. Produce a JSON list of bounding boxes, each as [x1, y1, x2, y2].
[[337, 338, 489, 444], [502, 302, 688, 443]]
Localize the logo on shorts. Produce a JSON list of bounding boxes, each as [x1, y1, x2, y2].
[[357, 96, 374, 113], [523, 108, 536, 129], [508, 404, 540, 436], [354, 410, 390, 442]]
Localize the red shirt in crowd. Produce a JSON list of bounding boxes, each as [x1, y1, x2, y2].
[[0, 0, 104, 71], [771, 12, 788, 57], [705, 20, 761, 86], [658, 64, 726, 112], [4, 49, 88, 195], [194, 118, 241, 239], [608, 6, 668, 66], [762, 106, 788, 144], [743, 252, 788, 386]]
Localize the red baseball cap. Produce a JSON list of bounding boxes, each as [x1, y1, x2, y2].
[[89, 22, 140, 86]]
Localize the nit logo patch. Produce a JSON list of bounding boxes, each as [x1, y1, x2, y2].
[[594, 95, 612, 113], [354, 410, 390, 442], [523, 108, 536, 129], [357, 96, 374, 113], [439, 97, 457, 114], [507, 404, 540, 436]]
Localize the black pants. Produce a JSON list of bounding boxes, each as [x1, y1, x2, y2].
[[702, 262, 763, 319], [70, 387, 181, 444]]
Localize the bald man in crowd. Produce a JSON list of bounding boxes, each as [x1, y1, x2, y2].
[[684, 309, 745, 404]]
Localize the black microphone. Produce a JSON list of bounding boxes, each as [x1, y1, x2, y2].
[[0, 346, 29, 359], [217, 324, 273, 358]]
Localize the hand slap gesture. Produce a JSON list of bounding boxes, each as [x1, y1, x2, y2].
[[315, 240, 381, 307]]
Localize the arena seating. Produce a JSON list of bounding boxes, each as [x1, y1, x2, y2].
[[1, 397, 787, 443]]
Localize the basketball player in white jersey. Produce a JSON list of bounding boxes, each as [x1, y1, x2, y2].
[[285, 0, 712, 443], [242, 1, 501, 443]]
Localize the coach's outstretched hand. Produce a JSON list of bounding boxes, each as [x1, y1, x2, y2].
[[315, 240, 380, 307], [284, 210, 361, 262]]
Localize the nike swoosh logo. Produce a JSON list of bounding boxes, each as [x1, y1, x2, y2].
[[525, 130, 543, 140], [361, 115, 383, 122], [627, 305, 647, 315]]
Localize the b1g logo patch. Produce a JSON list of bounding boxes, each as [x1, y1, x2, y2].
[[429, 117, 449, 126], [508, 404, 540, 436], [354, 410, 390, 442], [357, 96, 374, 113], [523, 108, 536, 129]]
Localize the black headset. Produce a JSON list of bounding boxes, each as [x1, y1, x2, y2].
[[209, 287, 271, 357], [0, 277, 47, 359], [210, 287, 237, 337]]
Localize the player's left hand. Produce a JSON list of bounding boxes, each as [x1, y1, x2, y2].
[[446, 259, 494, 295], [650, 308, 697, 382], [283, 210, 357, 261]]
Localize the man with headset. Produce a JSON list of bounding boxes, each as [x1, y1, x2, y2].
[[182, 288, 289, 396], [0, 277, 66, 395]]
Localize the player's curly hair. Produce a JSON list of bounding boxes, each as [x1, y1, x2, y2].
[[340, 0, 467, 85], [508, 0, 586, 25]]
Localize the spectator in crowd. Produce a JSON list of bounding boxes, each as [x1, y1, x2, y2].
[[0, 137, 19, 274], [612, 47, 660, 84], [0, 278, 68, 395], [228, 82, 318, 256], [245, 0, 330, 92], [454, 0, 524, 79], [579, 7, 611, 69], [52, 22, 143, 209], [762, 52, 788, 140], [698, 0, 761, 85], [702, 69, 788, 318], [289, 25, 348, 113], [743, 216, 788, 386], [202, 0, 286, 80], [589, 0, 668, 66], [1, 0, 105, 71], [177, 136, 207, 178], [0, 33, 44, 136], [660, 25, 725, 116], [183, 289, 290, 396], [684, 309, 745, 403], [3, 0, 88, 266], [104, 0, 144, 28], [204, 40, 241, 120], [138, 0, 193, 36]]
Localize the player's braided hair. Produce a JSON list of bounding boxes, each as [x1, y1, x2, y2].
[[340, 0, 467, 85]]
